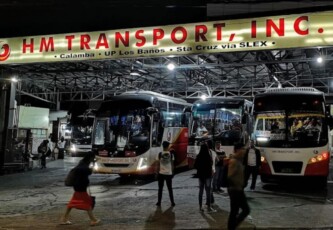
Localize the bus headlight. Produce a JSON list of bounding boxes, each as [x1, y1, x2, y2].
[[137, 158, 148, 170], [93, 163, 99, 171], [257, 137, 269, 142], [308, 151, 329, 164], [70, 144, 76, 152]]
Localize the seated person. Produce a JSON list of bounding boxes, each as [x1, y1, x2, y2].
[[305, 119, 321, 132], [290, 119, 303, 137], [196, 123, 208, 137]]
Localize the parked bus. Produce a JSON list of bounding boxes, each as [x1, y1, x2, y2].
[[67, 109, 95, 157], [252, 87, 331, 186], [187, 97, 253, 168], [92, 91, 191, 176]]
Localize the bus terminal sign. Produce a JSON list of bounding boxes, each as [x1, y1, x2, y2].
[[1, 10, 333, 64]]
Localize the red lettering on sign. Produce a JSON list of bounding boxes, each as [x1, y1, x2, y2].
[[39, 37, 54, 52], [266, 18, 285, 37], [65, 35, 75, 50], [153, 28, 165, 45], [171, 27, 187, 44], [195, 25, 208, 42], [115, 31, 129, 48], [135, 30, 146, 47], [251, 21, 257, 38], [294, 16, 309, 35], [213, 23, 225, 41], [23, 38, 34, 53], [80, 34, 91, 50], [96, 33, 109, 49]]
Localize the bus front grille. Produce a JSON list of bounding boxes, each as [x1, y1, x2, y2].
[[272, 161, 303, 174]]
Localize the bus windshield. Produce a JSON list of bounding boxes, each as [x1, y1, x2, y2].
[[71, 117, 94, 145], [191, 103, 243, 145], [93, 99, 151, 155], [253, 94, 327, 148]]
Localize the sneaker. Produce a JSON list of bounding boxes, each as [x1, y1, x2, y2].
[[90, 219, 101, 226], [171, 202, 176, 207], [217, 188, 224, 193], [156, 202, 161, 206], [60, 220, 72, 225], [207, 207, 216, 213]]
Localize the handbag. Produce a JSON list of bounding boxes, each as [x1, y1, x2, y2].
[[88, 187, 96, 209], [90, 196, 96, 209], [64, 167, 76, 186]]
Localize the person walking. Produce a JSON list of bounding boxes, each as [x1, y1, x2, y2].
[[194, 143, 215, 212], [61, 152, 100, 226], [155, 141, 175, 207], [227, 142, 250, 230], [37, 140, 49, 169], [213, 141, 226, 193], [243, 140, 261, 191], [206, 140, 217, 205], [58, 136, 66, 159]]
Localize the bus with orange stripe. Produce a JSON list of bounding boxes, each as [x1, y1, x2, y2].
[[252, 88, 331, 186], [91, 91, 191, 176]]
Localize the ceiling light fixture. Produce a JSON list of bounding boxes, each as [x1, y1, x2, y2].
[[317, 56, 323, 63], [130, 71, 141, 76], [167, 63, 175, 71], [11, 77, 18, 82]]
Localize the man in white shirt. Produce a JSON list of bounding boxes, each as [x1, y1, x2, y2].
[[196, 123, 208, 137], [156, 141, 175, 207], [243, 140, 261, 190]]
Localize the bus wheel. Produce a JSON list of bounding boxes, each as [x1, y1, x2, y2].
[[260, 175, 269, 183], [317, 176, 327, 188]]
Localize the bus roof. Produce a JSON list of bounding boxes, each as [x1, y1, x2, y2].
[[105, 90, 191, 106], [193, 97, 252, 106], [258, 87, 324, 96]]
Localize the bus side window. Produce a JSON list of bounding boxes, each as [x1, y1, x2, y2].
[[152, 121, 161, 147], [256, 119, 264, 131]]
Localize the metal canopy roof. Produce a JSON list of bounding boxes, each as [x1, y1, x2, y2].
[[1, 1, 333, 107]]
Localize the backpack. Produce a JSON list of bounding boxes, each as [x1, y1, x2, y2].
[[221, 161, 229, 188], [158, 151, 175, 175], [64, 167, 77, 186]]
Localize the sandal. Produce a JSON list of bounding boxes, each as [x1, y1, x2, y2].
[[90, 219, 101, 226], [60, 220, 72, 225]]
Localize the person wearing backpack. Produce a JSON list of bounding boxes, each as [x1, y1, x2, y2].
[[61, 152, 100, 226], [38, 140, 49, 169], [227, 142, 250, 230], [155, 141, 175, 207]]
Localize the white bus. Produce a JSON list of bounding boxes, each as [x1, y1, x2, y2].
[[252, 87, 331, 186], [187, 97, 253, 168], [92, 91, 191, 176]]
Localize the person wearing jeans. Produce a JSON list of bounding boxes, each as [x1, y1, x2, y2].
[[156, 141, 175, 207], [194, 143, 215, 212]]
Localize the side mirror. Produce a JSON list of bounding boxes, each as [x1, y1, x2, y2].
[[146, 107, 159, 115], [183, 106, 192, 113], [241, 114, 247, 124]]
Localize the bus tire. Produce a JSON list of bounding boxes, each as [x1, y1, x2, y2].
[[317, 176, 327, 188], [260, 175, 269, 183]]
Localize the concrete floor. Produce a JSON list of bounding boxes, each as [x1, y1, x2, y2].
[[0, 158, 333, 229]]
